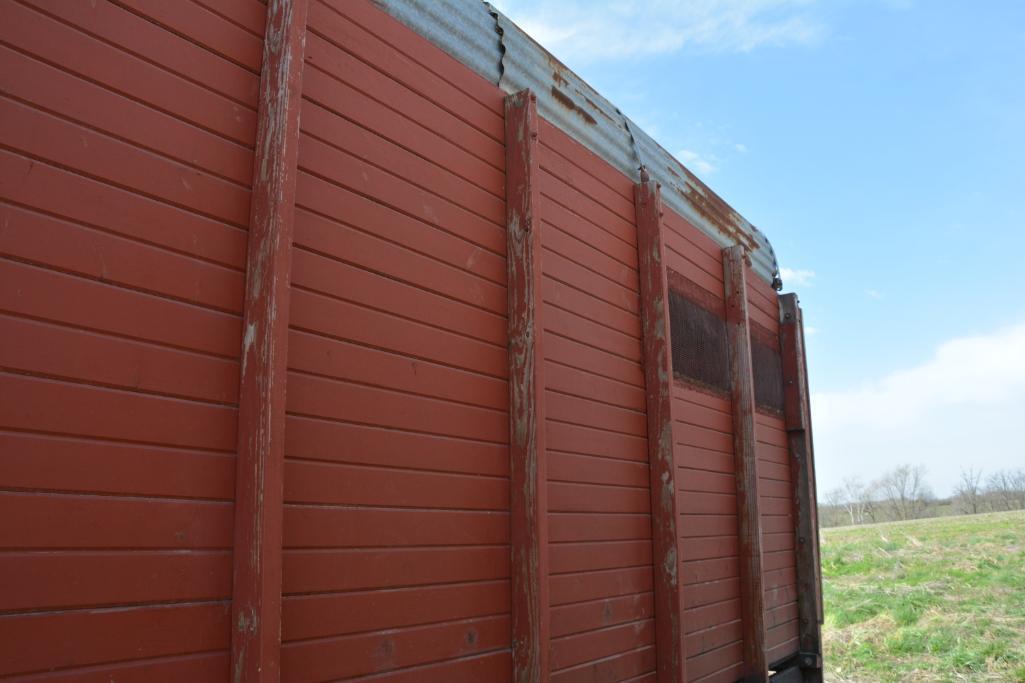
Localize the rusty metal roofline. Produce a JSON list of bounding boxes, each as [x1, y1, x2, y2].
[[375, 0, 783, 289]]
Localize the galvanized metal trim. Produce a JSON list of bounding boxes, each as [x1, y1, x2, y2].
[[374, 0, 782, 288]]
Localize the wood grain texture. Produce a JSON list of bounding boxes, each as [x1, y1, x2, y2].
[[231, 1, 309, 681], [723, 245, 768, 681], [506, 89, 550, 683], [634, 173, 687, 683], [779, 293, 824, 681]]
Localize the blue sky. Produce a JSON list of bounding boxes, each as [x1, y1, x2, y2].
[[493, 0, 1025, 496]]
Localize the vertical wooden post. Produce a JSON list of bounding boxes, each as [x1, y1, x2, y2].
[[634, 172, 686, 683], [231, 1, 308, 681], [723, 245, 768, 682], [779, 294, 824, 682], [506, 89, 549, 683]]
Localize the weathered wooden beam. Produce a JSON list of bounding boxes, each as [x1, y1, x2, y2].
[[506, 89, 549, 683], [231, 1, 309, 681], [779, 294, 824, 682], [723, 245, 768, 682], [634, 171, 687, 683]]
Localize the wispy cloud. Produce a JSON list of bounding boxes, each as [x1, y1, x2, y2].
[[492, 0, 828, 64], [865, 288, 883, 299], [812, 322, 1025, 496], [677, 148, 717, 175], [780, 267, 816, 286], [734, 143, 749, 153]]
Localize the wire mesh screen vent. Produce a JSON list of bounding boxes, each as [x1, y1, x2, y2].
[[751, 337, 784, 414], [668, 288, 729, 394]]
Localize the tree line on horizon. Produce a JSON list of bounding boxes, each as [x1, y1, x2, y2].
[[818, 464, 1025, 528]]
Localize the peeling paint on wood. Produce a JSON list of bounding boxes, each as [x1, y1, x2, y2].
[[505, 89, 549, 683], [231, 1, 309, 682], [724, 244, 769, 682], [779, 293, 824, 683], [634, 172, 687, 683]]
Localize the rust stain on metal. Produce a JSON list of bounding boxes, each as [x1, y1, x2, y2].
[[546, 52, 574, 80], [664, 160, 761, 253], [687, 186, 757, 250], [549, 86, 597, 126], [584, 95, 618, 123]]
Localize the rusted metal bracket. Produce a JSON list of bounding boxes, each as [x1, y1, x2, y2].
[[780, 294, 824, 683], [723, 245, 769, 682], [231, 1, 309, 681], [505, 89, 550, 683], [634, 171, 687, 683], [769, 662, 804, 683]]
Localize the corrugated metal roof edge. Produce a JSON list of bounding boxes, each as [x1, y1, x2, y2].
[[374, 0, 783, 290]]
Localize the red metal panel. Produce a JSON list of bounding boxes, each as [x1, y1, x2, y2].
[[635, 174, 687, 682], [749, 275, 801, 669], [507, 87, 549, 683], [279, 1, 510, 680], [539, 110, 656, 682], [0, 0, 263, 676], [723, 245, 769, 681], [231, 1, 308, 680], [1, 0, 256, 145], [661, 207, 744, 680], [757, 412, 800, 669]]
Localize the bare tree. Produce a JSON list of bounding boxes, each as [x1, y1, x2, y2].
[[1012, 469, 1025, 509], [954, 467, 984, 515], [840, 476, 873, 525], [877, 464, 933, 520], [822, 487, 848, 527], [987, 468, 1025, 511]]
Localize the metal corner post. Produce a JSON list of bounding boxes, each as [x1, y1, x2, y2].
[[505, 89, 550, 683], [634, 173, 687, 683], [723, 245, 769, 682], [779, 294, 824, 682], [231, 0, 309, 680]]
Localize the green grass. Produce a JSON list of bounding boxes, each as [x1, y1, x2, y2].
[[821, 510, 1025, 682]]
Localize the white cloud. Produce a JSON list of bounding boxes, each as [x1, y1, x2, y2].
[[865, 288, 883, 299], [804, 325, 819, 336], [677, 148, 717, 174], [812, 322, 1025, 496], [734, 143, 749, 153], [780, 267, 816, 286], [493, 0, 827, 63]]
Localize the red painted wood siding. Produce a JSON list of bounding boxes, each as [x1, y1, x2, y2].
[[0, 0, 812, 677], [747, 274, 800, 667], [0, 0, 265, 678], [538, 120, 657, 683], [662, 209, 745, 683], [278, 1, 511, 680]]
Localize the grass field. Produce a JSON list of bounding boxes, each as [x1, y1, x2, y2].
[[821, 510, 1025, 682]]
